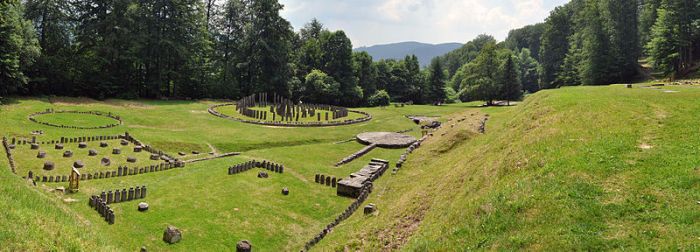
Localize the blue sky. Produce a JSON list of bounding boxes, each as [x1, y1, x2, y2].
[[279, 0, 569, 47]]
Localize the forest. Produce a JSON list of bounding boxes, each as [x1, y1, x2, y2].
[[1, 0, 700, 106]]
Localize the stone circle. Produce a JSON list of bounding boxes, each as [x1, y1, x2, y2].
[[356, 132, 418, 148], [28, 110, 122, 129]]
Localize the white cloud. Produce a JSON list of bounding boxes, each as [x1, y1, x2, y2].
[[280, 0, 568, 47]]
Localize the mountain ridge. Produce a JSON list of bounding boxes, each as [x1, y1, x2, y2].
[[354, 41, 462, 67]]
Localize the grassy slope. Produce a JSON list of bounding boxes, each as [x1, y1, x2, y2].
[[0, 146, 115, 250], [319, 85, 700, 250]]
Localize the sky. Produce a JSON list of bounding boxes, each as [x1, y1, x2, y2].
[[279, 0, 569, 47]]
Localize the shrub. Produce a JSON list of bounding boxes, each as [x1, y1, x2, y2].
[[367, 90, 390, 107]]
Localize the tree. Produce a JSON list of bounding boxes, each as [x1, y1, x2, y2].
[[516, 49, 539, 93], [24, 0, 75, 95], [499, 55, 522, 104], [602, 0, 639, 82], [0, 0, 40, 95], [367, 90, 390, 107], [427, 58, 447, 104], [302, 69, 340, 104], [539, 6, 572, 89], [639, 0, 662, 50], [320, 30, 361, 106], [505, 23, 545, 61], [646, 0, 681, 78], [244, 0, 294, 96], [352, 51, 377, 102], [579, 0, 612, 85]]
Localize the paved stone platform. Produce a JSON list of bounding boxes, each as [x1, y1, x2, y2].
[[356, 132, 417, 148]]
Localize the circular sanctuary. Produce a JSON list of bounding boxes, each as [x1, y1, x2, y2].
[[29, 109, 123, 129], [209, 93, 371, 127]]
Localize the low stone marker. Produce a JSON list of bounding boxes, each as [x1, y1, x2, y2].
[[163, 226, 182, 244], [112, 148, 121, 154], [138, 202, 149, 212], [30, 143, 39, 150], [282, 187, 289, 195], [364, 203, 376, 215], [55, 144, 64, 150], [89, 149, 98, 156], [78, 142, 87, 148], [101, 157, 111, 166], [120, 139, 129, 146], [100, 142, 108, 148], [127, 156, 137, 163], [73, 160, 84, 168], [257, 171, 269, 178], [43, 161, 55, 171], [37, 151, 46, 159], [236, 240, 252, 252], [63, 150, 73, 158]]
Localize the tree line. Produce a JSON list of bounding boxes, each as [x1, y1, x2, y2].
[[435, 0, 700, 104], [0, 0, 447, 107], [2, 0, 699, 106]]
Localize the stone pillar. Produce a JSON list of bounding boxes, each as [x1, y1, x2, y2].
[[141, 186, 147, 198], [114, 190, 121, 203], [121, 189, 127, 201], [128, 188, 134, 201], [135, 186, 141, 199], [107, 191, 113, 204], [315, 174, 320, 183]]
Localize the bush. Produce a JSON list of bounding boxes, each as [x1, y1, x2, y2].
[[367, 90, 390, 107]]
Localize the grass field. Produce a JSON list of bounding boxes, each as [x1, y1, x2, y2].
[[0, 96, 468, 251], [2, 84, 699, 251]]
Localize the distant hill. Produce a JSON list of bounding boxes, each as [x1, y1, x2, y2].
[[354, 42, 462, 67]]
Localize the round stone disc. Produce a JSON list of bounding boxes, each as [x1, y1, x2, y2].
[[356, 132, 417, 148]]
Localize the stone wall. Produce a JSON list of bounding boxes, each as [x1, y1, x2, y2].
[[302, 183, 373, 251], [334, 144, 376, 167]]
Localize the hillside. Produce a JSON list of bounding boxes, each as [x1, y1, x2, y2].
[[318, 84, 700, 250], [354, 42, 462, 67]]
